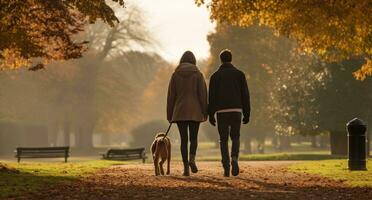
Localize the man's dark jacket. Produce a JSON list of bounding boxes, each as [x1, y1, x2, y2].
[[208, 62, 250, 120]]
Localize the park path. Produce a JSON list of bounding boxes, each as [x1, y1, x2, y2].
[[15, 161, 372, 200]]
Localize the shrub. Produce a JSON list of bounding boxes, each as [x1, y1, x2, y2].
[[129, 120, 169, 152]]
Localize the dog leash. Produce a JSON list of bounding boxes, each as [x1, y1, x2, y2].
[[163, 123, 172, 138]]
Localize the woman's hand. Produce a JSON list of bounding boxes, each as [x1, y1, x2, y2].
[[242, 116, 249, 124], [209, 115, 216, 126]]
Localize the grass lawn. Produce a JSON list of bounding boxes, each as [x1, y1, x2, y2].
[[289, 159, 372, 187], [0, 160, 124, 199]]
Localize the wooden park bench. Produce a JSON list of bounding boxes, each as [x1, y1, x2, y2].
[[15, 146, 70, 163], [100, 148, 147, 163]]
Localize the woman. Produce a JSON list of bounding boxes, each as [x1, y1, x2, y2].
[[167, 51, 208, 176]]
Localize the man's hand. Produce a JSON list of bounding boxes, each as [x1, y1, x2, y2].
[[242, 116, 249, 124], [209, 115, 216, 126]]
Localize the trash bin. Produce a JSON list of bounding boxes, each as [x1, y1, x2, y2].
[[346, 118, 367, 171]]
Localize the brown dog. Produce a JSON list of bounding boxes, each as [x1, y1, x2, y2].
[[151, 132, 171, 176]]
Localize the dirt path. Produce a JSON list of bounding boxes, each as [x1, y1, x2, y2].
[[15, 161, 372, 200]]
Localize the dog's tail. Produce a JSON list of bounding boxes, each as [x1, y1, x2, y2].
[[154, 136, 167, 156], [155, 132, 166, 139]]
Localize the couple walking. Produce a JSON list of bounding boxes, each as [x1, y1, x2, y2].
[[167, 49, 251, 177]]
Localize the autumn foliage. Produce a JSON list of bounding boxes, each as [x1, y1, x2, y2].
[[197, 0, 372, 80], [0, 0, 124, 70]]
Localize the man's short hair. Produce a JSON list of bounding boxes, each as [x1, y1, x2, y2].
[[219, 49, 232, 63]]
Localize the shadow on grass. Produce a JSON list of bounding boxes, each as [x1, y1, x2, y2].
[[0, 159, 133, 199], [0, 170, 77, 199], [18, 176, 372, 200]]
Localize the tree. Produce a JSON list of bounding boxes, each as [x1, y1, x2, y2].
[[0, 0, 125, 70], [268, 55, 327, 149], [62, 6, 153, 150], [0, 51, 166, 150], [316, 59, 372, 154], [0, 4, 158, 151], [197, 0, 372, 80], [270, 57, 372, 154], [206, 23, 296, 152], [129, 120, 169, 152], [139, 66, 173, 123]]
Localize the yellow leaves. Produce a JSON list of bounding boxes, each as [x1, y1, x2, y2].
[[353, 58, 372, 81], [0, 48, 31, 70], [203, 0, 372, 79]]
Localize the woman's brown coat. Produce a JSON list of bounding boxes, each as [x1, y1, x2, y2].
[[167, 63, 208, 122]]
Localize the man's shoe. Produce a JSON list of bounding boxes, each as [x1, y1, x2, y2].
[[224, 169, 230, 177], [183, 170, 190, 176], [231, 161, 239, 176], [223, 165, 230, 177]]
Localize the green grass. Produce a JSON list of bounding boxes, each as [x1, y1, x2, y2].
[[199, 152, 345, 161], [198, 142, 218, 149], [289, 159, 372, 187], [0, 160, 124, 199]]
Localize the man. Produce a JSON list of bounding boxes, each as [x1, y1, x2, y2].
[[208, 49, 250, 177]]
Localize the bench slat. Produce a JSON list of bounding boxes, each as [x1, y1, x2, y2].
[[102, 148, 146, 163], [17, 147, 69, 150], [18, 150, 67, 153], [15, 146, 70, 163], [18, 153, 68, 156], [18, 155, 68, 158]]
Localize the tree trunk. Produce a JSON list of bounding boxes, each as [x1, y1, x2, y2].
[[311, 135, 318, 148], [257, 137, 265, 154], [319, 134, 329, 149], [76, 123, 95, 151], [48, 122, 59, 147], [272, 136, 279, 149], [62, 121, 71, 146], [329, 131, 347, 155], [101, 134, 110, 146], [278, 135, 291, 151], [244, 137, 252, 154]]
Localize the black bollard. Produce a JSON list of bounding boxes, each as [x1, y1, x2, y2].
[[346, 118, 367, 171]]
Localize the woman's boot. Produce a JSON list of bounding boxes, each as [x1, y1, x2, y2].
[[189, 154, 198, 173], [183, 162, 190, 176]]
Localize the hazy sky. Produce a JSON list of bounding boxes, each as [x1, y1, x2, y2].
[[136, 0, 215, 63]]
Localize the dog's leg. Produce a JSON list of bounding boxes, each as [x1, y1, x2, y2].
[[152, 141, 159, 176], [159, 158, 165, 175], [154, 153, 160, 176], [151, 142, 157, 161], [167, 141, 171, 175], [154, 158, 160, 176]]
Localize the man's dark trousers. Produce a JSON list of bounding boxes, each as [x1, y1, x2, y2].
[[216, 112, 242, 168]]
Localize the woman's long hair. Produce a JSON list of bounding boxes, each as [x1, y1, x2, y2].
[[179, 51, 196, 65]]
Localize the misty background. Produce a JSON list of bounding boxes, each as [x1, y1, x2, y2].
[[0, 1, 371, 158]]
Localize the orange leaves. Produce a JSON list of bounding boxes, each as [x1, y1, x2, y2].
[[0, 0, 124, 70], [353, 58, 372, 81], [202, 0, 372, 79]]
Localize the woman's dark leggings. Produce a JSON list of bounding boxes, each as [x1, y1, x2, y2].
[[176, 121, 200, 163]]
